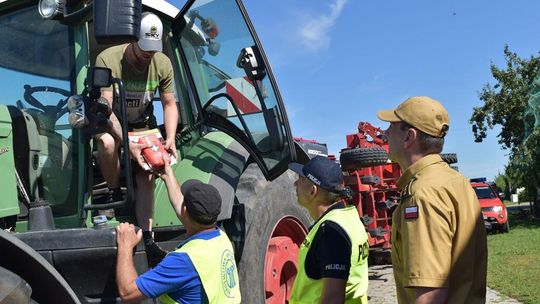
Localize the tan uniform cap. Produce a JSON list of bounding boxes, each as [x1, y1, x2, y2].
[[377, 96, 450, 138]]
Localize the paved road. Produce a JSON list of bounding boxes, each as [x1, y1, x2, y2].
[[368, 265, 521, 303]]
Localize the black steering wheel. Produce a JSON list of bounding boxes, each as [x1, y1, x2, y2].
[[23, 84, 72, 122]]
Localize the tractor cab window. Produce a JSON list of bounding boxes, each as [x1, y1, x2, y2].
[[176, 0, 294, 179], [0, 4, 77, 216]]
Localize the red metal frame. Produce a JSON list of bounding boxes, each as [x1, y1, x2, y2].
[[341, 122, 401, 250]]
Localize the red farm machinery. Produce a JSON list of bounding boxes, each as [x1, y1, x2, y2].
[[339, 122, 399, 262]]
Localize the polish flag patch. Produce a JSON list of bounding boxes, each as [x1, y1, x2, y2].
[[404, 206, 418, 219]]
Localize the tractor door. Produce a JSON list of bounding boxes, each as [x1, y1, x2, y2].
[[172, 0, 296, 180]]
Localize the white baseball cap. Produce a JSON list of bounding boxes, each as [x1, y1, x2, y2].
[[138, 12, 163, 52]]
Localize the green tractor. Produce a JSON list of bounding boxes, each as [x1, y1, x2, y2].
[[0, 0, 311, 303]]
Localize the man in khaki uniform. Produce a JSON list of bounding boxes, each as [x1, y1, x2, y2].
[[377, 96, 487, 303]]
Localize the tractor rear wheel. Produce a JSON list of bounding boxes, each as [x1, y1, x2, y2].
[[0, 229, 79, 303], [340, 147, 388, 171], [223, 164, 311, 304]]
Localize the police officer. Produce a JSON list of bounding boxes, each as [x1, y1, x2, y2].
[[115, 158, 241, 303], [377, 96, 487, 303], [288, 156, 369, 303]]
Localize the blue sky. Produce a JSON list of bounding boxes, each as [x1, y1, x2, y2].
[[239, 0, 540, 180]]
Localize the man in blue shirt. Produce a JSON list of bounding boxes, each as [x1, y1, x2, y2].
[[115, 159, 241, 303]]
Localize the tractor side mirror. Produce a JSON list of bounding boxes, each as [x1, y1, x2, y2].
[[87, 67, 113, 90], [68, 67, 113, 130], [237, 45, 266, 81]]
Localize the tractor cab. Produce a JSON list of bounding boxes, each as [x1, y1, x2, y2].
[[0, 0, 294, 231], [0, 1, 305, 302]]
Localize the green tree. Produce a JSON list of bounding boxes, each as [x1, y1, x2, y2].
[[494, 173, 511, 201], [470, 45, 540, 217]]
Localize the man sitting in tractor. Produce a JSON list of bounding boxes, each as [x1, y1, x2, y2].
[[288, 156, 369, 303], [115, 158, 241, 303], [94, 12, 178, 265]]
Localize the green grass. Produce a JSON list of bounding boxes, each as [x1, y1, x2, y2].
[[503, 200, 531, 207], [487, 211, 540, 304]]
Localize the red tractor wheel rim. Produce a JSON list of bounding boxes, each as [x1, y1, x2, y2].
[[264, 216, 307, 304]]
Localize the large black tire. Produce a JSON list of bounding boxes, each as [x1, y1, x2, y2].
[[0, 230, 80, 304], [441, 153, 458, 164], [339, 147, 388, 171], [0, 266, 35, 303], [223, 163, 312, 303]]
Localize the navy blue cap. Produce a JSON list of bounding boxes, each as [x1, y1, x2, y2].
[[288, 156, 343, 193], [181, 180, 221, 225]]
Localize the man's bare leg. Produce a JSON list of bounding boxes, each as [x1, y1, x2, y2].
[[135, 171, 155, 231], [96, 133, 121, 189], [135, 171, 166, 266]]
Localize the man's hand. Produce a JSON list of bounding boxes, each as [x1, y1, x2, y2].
[[164, 137, 178, 160], [155, 154, 174, 181], [129, 142, 151, 169], [116, 223, 142, 251]]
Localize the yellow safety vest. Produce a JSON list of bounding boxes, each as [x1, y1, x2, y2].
[[290, 206, 369, 303], [158, 229, 241, 304]]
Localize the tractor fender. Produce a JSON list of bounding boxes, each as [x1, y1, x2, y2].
[[155, 132, 310, 226], [154, 131, 251, 225], [0, 229, 81, 304]]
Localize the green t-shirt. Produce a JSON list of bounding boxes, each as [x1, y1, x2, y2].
[[95, 44, 174, 124]]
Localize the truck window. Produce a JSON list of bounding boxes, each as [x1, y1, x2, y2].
[[0, 4, 77, 216], [474, 186, 497, 199]]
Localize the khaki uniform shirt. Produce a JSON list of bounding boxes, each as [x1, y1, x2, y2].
[[391, 154, 487, 304]]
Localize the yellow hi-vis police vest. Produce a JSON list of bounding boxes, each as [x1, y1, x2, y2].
[[289, 206, 369, 303], [158, 229, 241, 304]]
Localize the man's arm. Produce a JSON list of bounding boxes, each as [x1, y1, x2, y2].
[[161, 92, 178, 159], [317, 222, 352, 304], [320, 278, 346, 304], [414, 287, 449, 304], [157, 157, 184, 218], [116, 223, 148, 303]]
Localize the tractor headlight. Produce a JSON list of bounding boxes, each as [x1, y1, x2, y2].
[[492, 206, 503, 213], [38, 0, 65, 20]]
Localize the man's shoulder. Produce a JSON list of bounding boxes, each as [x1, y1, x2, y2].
[[97, 44, 125, 59], [408, 166, 475, 210], [315, 220, 351, 246], [152, 52, 172, 67], [96, 44, 125, 69], [413, 163, 467, 191]]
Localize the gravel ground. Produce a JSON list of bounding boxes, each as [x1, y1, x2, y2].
[[368, 265, 522, 303]]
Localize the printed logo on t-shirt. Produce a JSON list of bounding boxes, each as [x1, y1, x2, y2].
[[221, 249, 237, 298], [126, 98, 140, 108]]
